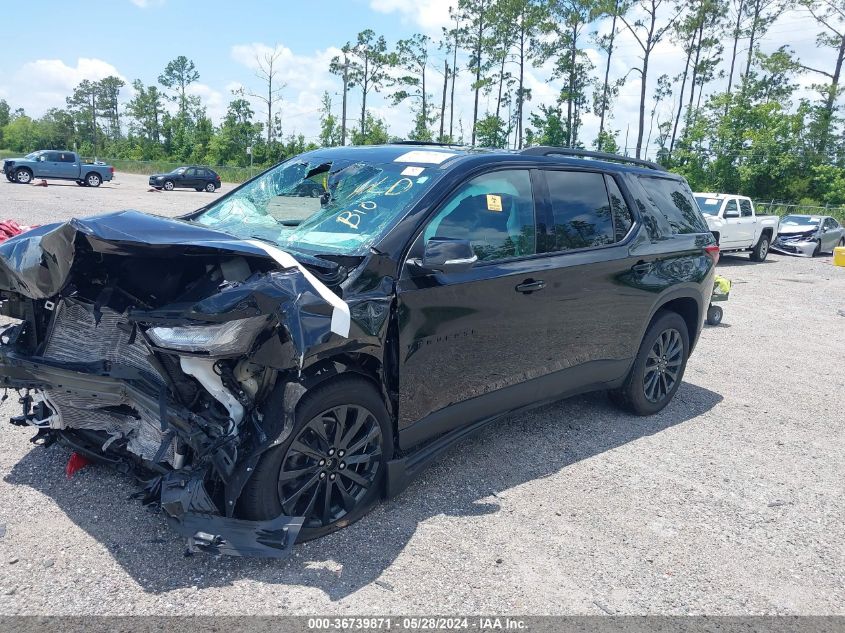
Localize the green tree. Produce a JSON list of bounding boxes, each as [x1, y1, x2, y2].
[[542, 0, 596, 147], [348, 30, 393, 136], [458, 0, 494, 144], [96, 76, 126, 143], [350, 112, 390, 145], [319, 92, 342, 147], [526, 103, 567, 145], [126, 80, 166, 148], [620, 0, 685, 158], [594, 0, 625, 151], [66, 80, 100, 154], [798, 0, 845, 158], [392, 34, 434, 140], [475, 113, 508, 147]]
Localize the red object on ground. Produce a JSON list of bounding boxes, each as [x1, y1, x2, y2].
[[0, 220, 28, 243], [65, 452, 93, 479]]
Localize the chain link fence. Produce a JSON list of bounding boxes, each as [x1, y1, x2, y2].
[[755, 201, 845, 225]]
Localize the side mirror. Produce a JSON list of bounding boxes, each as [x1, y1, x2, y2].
[[724, 209, 740, 219], [422, 237, 477, 273]]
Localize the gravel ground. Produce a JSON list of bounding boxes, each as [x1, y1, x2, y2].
[[0, 177, 843, 615]]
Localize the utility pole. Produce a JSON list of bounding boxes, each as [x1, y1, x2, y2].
[[341, 52, 349, 146], [440, 60, 449, 142]]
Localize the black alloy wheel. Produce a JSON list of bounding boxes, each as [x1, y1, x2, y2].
[[278, 404, 383, 529], [238, 377, 392, 541], [642, 328, 684, 403], [609, 310, 689, 416]]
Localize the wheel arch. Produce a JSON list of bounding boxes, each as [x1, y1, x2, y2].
[[646, 291, 703, 353]]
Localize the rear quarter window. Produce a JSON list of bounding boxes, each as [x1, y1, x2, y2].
[[638, 176, 709, 235]]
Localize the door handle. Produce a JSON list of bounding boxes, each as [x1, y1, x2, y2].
[[631, 261, 651, 274], [515, 279, 545, 294]]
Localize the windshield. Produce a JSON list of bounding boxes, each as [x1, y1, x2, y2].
[[694, 196, 723, 216], [24, 151, 42, 160], [781, 215, 820, 226], [191, 154, 442, 255]]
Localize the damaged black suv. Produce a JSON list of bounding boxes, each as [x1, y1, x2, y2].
[[0, 144, 717, 556]]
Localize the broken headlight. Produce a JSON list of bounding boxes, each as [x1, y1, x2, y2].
[[147, 316, 267, 355]]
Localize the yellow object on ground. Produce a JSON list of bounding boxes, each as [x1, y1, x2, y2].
[[834, 246, 845, 267]]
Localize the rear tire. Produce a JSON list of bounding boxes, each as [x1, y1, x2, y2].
[[610, 311, 690, 416], [750, 234, 770, 261], [205, 182, 216, 192], [76, 180, 86, 186], [85, 172, 101, 187], [238, 377, 392, 542]]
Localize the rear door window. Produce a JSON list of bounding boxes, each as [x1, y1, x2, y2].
[[638, 177, 709, 234], [739, 199, 753, 217], [542, 170, 615, 252]]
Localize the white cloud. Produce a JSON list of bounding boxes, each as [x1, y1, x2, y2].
[[1, 58, 127, 117], [369, 0, 455, 34], [130, 0, 165, 8]]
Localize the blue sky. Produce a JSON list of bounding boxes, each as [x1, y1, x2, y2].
[[0, 0, 829, 153]]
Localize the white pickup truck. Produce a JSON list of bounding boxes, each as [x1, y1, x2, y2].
[[693, 193, 780, 262]]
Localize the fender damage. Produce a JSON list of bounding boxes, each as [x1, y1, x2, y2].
[[0, 210, 382, 557]]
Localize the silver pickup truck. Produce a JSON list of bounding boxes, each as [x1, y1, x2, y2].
[[3, 150, 114, 187], [694, 193, 780, 262]]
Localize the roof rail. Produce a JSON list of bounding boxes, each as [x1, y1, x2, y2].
[[519, 146, 667, 172], [389, 140, 462, 148]]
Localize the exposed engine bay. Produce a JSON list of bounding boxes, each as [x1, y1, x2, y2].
[[0, 211, 371, 557]]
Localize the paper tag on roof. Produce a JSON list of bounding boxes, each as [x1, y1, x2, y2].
[[394, 150, 453, 164]]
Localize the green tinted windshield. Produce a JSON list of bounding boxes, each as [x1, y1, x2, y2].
[[191, 155, 441, 255]]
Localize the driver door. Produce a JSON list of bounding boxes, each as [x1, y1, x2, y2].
[[395, 168, 552, 448]]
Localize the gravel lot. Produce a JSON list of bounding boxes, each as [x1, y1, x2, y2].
[[0, 175, 843, 615]]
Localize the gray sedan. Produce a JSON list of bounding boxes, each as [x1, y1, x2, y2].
[[771, 215, 845, 257]]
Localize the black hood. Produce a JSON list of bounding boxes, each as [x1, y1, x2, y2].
[[0, 210, 297, 300]]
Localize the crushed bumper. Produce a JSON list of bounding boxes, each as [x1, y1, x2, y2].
[[771, 239, 817, 257], [0, 336, 305, 558]]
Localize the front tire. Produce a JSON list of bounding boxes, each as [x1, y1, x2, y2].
[[750, 234, 770, 261], [85, 172, 101, 187], [14, 168, 32, 184], [610, 311, 689, 416], [238, 377, 392, 542], [163, 180, 174, 191], [812, 240, 822, 257]]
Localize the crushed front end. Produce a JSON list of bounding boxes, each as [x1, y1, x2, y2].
[[771, 230, 819, 257], [0, 212, 351, 557]]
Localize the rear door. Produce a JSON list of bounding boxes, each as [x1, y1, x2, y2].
[[531, 168, 650, 374], [396, 168, 554, 447]]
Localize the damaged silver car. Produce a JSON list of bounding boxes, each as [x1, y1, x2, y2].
[[0, 145, 716, 557], [771, 214, 845, 257]]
